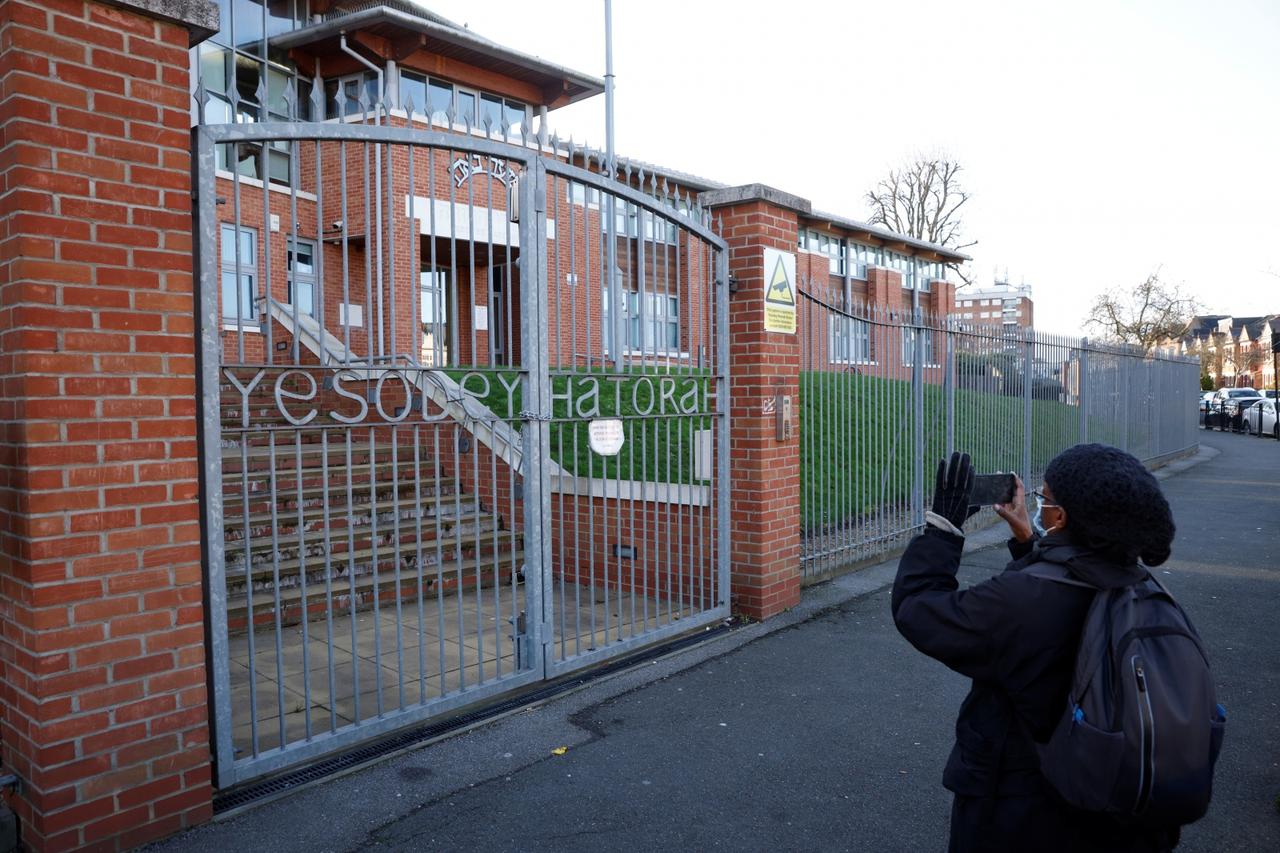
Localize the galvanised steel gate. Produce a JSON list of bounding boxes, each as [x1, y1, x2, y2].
[[194, 115, 729, 787]]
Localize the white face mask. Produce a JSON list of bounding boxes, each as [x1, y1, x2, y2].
[[1032, 493, 1061, 536]]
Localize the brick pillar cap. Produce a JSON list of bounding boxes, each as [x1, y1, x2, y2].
[[105, 0, 219, 45], [698, 183, 812, 215]]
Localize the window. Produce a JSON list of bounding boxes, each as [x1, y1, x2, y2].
[[829, 315, 871, 363], [420, 267, 452, 367], [286, 240, 315, 316], [195, 8, 311, 186], [210, 1, 307, 51], [797, 229, 846, 276], [455, 88, 477, 125], [603, 202, 677, 244], [325, 72, 380, 118], [398, 70, 528, 138], [629, 291, 680, 353], [567, 181, 600, 207], [901, 327, 936, 365], [603, 278, 680, 356], [220, 224, 257, 324]]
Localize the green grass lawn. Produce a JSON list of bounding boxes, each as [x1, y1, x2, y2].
[[799, 372, 1084, 532], [448, 366, 714, 484]]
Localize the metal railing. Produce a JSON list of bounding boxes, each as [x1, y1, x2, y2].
[[798, 280, 1200, 579]]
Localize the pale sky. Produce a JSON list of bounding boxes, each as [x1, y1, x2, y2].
[[422, 0, 1279, 333]]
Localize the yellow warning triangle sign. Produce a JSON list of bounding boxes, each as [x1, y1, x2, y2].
[[765, 256, 795, 307]]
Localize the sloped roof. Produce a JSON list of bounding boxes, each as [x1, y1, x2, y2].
[[1232, 316, 1265, 340], [273, 3, 604, 109]]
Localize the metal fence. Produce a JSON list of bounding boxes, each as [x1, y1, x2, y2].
[[798, 279, 1200, 579]]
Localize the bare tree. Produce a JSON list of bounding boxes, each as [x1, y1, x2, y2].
[[865, 156, 975, 281], [1084, 271, 1202, 353]]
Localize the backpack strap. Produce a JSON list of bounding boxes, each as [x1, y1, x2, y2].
[[1021, 561, 1112, 707]]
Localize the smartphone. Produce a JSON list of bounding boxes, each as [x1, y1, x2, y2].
[[970, 473, 1016, 506]]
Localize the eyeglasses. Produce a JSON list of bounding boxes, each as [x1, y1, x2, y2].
[[1031, 489, 1060, 508]]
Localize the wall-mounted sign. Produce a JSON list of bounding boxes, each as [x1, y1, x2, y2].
[[588, 418, 625, 456], [762, 247, 796, 334]]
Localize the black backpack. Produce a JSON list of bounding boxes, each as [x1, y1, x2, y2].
[[1024, 562, 1226, 826]]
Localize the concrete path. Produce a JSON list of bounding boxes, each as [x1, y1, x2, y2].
[[152, 430, 1279, 852]]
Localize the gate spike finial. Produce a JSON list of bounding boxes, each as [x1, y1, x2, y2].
[[310, 79, 324, 120], [402, 91, 416, 119], [254, 77, 268, 115], [282, 83, 298, 121], [193, 79, 209, 123]]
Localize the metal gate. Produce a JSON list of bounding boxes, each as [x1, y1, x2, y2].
[[194, 118, 729, 787]]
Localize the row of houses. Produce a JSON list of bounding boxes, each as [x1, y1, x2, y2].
[[1173, 314, 1280, 390]]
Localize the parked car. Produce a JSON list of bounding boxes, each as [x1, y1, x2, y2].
[[1244, 398, 1279, 439], [1222, 394, 1264, 432], [1208, 388, 1261, 430], [1199, 391, 1217, 426]]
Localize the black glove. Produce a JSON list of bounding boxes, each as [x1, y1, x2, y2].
[[931, 452, 978, 530]]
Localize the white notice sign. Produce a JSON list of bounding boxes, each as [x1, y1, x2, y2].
[[588, 418, 625, 456], [473, 305, 489, 332]]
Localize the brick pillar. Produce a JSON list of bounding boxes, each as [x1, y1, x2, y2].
[[702, 186, 805, 620], [0, 1, 217, 850], [866, 266, 895, 308], [929, 278, 956, 319]]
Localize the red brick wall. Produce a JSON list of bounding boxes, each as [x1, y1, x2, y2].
[[712, 200, 801, 619], [0, 1, 211, 849]]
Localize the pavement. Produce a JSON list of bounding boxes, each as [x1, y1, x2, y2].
[[152, 430, 1280, 852]]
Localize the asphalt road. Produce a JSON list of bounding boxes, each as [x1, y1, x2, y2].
[[154, 430, 1279, 852]]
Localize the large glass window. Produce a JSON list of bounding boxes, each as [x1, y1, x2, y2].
[[397, 70, 528, 138], [220, 224, 258, 323], [214, 1, 306, 51], [195, 3, 310, 186], [286, 240, 315, 316]]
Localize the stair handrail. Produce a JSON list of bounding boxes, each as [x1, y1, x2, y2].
[[264, 298, 564, 479]]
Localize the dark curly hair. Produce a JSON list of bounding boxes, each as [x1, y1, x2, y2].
[[1043, 443, 1176, 567]]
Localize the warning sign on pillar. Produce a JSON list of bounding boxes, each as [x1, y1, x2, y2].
[[762, 247, 797, 334]]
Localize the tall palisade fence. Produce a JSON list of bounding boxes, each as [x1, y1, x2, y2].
[[797, 277, 1200, 579]]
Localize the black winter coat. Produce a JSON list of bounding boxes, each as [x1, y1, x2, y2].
[[891, 528, 1181, 853]]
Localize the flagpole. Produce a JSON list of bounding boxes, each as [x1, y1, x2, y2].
[[604, 0, 622, 369]]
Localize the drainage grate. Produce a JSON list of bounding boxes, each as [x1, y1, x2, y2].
[[213, 620, 737, 814]]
